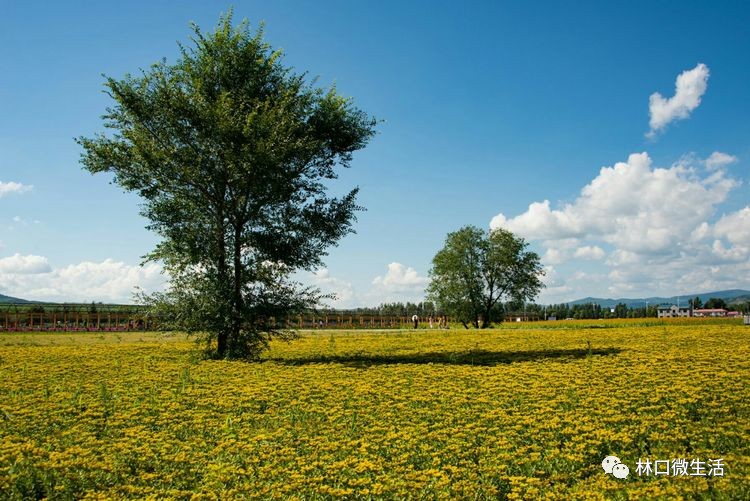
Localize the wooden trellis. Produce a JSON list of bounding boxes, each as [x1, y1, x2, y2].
[[0, 303, 451, 332], [0, 304, 155, 332]]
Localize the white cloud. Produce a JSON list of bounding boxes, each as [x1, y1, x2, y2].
[[0, 181, 32, 198], [492, 151, 746, 302], [573, 245, 605, 260], [372, 262, 429, 289], [714, 206, 750, 246], [370, 262, 429, 304], [490, 200, 581, 241], [647, 63, 709, 137], [711, 239, 748, 262], [307, 263, 430, 308], [543, 248, 565, 265], [539, 265, 572, 299], [705, 151, 738, 170], [492, 152, 736, 253], [311, 268, 356, 307], [0, 253, 52, 274], [0, 257, 165, 303]]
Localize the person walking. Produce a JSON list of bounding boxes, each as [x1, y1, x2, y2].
[[412, 314, 419, 329]]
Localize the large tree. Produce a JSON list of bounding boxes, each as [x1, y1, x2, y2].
[[78, 13, 376, 359], [427, 226, 544, 328]]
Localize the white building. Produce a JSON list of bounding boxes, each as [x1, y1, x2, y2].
[[657, 305, 691, 318]]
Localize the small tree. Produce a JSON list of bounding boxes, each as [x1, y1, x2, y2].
[[427, 226, 544, 328], [78, 13, 376, 359], [691, 296, 703, 309], [704, 297, 727, 310]]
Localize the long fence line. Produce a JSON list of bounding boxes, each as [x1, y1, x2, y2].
[[0, 304, 464, 332], [0, 305, 155, 332]]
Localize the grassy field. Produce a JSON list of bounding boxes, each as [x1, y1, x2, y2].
[[1, 321, 749, 499]]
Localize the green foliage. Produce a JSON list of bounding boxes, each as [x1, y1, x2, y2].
[[77, 12, 376, 359], [704, 297, 728, 310], [692, 296, 703, 309], [427, 226, 544, 328]]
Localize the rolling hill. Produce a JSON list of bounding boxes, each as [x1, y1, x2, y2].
[[0, 293, 34, 304], [567, 289, 750, 308]]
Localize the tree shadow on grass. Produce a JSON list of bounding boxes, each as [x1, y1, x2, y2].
[[267, 347, 622, 368]]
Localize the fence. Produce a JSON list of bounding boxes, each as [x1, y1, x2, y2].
[[284, 315, 450, 329], [0, 304, 450, 332], [0, 304, 155, 332]]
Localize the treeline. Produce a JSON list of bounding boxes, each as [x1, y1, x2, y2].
[[528, 303, 658, 319], [317, 299, 750, 321], [316, 302, 438, 317], [316, 301, 653, 320]]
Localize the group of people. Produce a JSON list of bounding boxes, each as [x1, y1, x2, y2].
[[411, 314, 449, 329]]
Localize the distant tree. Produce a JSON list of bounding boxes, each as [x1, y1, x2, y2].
[[704, 298, 728, 310], [78, 13, 376, 359], [427, 226, 544, 329], [614, 302, 628, 318], [691, 296, 703, 309]]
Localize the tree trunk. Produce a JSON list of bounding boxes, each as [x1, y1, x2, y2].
[[232, 222, 243, 347], [216, 209, 229, 358], [217, 330, 228, 357], [461, 320, 469, 329]]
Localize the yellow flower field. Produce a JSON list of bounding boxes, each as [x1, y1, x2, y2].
[[1, 322, 749, 499]]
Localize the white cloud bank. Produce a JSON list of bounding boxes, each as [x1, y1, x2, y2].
[[0, 256, 165, 303], [0, 181, 33, 198], [310, 262, 429, 308], [0, 253, 52, 274], [492, 152, 737, 250], [2, 255, 430, 308], [647, 63, 709, 137], [491, 151, 748, 302]]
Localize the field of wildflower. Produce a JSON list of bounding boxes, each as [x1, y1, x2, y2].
[[1, 320, 749, 499]]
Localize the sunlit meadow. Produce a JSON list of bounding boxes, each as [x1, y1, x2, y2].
[[1, 320, 749, 499]]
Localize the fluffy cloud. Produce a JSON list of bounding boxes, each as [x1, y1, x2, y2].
[[311, 268, 356, 307], [539, 265, 572, 299], [0, 181, 32, 198], [573, 245, 605, 260], [492, 151, 746, 302], [714, 206, 750, 246], [307, 263, 430, 308], [647, 63, 709, 137], [705, 151, 738, 170], [370, 262, 429, 303], [0, 257, 165, 303], [543, 248, 565, 265], [542, 244, 604, 264], [0, 253, 52, 274], [372, 262, 429, 289], [492, 152, 736, 253]]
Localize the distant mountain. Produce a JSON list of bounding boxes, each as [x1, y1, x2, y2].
[[728, 295, 750, 306], [566, 289, 750, 308], [0, 293, 34, 304]]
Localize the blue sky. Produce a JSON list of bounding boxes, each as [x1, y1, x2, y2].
[[1, 1, 749, 306]]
